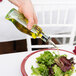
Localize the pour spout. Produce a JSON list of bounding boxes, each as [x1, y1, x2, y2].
[[48, 37, 58, 49]]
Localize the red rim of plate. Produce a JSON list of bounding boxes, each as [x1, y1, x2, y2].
[[21, 48, 75, 76]]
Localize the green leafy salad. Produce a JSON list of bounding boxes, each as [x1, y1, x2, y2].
[[31, 51, 76, 76]]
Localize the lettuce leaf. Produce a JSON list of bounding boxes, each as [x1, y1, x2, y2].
[[36, 51, 56, 66], [31, 66, 41, 76], [52, 65, 63, 76], [31, 64, 49, 76]]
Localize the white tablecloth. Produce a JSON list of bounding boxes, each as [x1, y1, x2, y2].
[[0, 45, 75, 76]]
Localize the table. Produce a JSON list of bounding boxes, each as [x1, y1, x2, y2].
[[0, 45, 75, 76]]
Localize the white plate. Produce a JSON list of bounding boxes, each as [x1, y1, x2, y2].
[[21, 49, 76, 76]]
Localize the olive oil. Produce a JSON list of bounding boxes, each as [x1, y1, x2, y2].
[[5, 8, 57, 48]]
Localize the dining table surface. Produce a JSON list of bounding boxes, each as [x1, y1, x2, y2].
[[0, 45, 75, 76]]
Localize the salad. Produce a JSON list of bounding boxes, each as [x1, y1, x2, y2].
[[31, 51, 76, 76]]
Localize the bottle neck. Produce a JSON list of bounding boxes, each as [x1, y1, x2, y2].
[[40, 32, 49, 42]]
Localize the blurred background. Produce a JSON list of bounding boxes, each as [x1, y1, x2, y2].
[[0, 0, 76, 54]]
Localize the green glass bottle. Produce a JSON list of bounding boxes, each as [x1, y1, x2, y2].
[[5, 8, 57, 48]]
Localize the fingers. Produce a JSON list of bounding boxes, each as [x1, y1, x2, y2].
[[27, 11, 38, 30], [27, 18, 34, 30], [27, 12, 38, 30], [18, 5, 38, 30], [23, 11, 38, 30], [19, 7, 34, 30]]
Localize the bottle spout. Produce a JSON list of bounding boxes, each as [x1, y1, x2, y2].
[[48, 37, 58, 49], [41, 32, 58, 49]]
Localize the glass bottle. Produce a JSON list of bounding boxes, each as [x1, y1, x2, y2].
[[5, 8, 57, 48]]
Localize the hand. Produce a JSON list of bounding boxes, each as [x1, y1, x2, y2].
[[9, 0, 38, 30]]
